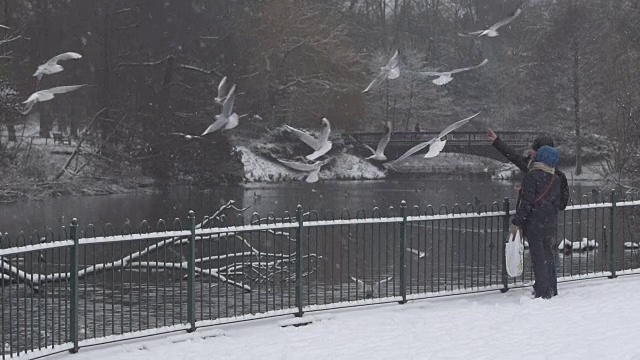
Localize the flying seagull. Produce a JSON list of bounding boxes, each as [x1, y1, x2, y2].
[[406, 247, 426, 259], [33, 52, 83, 80], [362, 50, 400, 93], [284, 118, 332, 160], [384, 111, 481, 167], [458, 8, 522, 38], [215, 76, 229, 105], [363, 121, 392, 161], [202, 84, 238, 135], [21, 85, 86, 115], [277, 158, 331, 183], [417, 59, 488, 85], [349, 275, 394, 299]]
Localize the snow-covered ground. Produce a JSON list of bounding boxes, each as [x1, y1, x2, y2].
[[237, 146, 386, 183], [45, 276, 640, 360]]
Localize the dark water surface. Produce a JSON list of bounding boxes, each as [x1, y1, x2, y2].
[[0, 177, 601, 235]]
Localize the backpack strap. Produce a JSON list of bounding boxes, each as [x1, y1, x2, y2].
[[533, 174, 558, 206]]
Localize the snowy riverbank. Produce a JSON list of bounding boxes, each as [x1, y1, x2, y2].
[[237, 146, 386, 183]]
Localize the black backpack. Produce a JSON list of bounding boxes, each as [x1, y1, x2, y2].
[[556, 170, 570, 210]]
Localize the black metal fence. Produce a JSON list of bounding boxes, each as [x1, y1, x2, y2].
[[2, 192, 640, 358]]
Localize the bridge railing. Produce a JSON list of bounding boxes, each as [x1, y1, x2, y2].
[[2, 191, 639, 358]]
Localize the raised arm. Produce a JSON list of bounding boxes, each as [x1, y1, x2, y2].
[[488, 130, 530, 172]]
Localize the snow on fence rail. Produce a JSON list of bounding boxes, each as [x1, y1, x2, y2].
[[2, 193, 640, 358]]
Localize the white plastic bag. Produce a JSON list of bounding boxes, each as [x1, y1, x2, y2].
[[505, 229, 524, 277]]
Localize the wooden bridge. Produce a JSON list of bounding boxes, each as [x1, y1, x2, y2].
[[347, 131, 543, 161]]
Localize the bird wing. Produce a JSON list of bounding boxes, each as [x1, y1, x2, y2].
[[375, 123, 392, 155], [491, 8, 522, 30], [436, 111, 482, 138], [385, 49, 400, 69], [284, 125, 321, 150], [0, 24, 10, 30], [362, 142, 376, 155], [201, 115, 227, 136], [306, 141, 332, 161], [23, 91, 48, 104], [388, 138, 436, 165], [349, 276, 365, 290], [221, 84, 236, 118], [48, 52, 82, 65], [406, 247, 420, 256], [20, 101, 36, 115], [423, 139, 447, 158], [277, 159, 319, 172], [377, 276, 394, 285], [362, 69, 388, 93], [449, 59, 489, 74], [418, 70, 446, 77], [43, 84, 86, 95], [216, 76, 228, 101], [458, 30, 485, 37]]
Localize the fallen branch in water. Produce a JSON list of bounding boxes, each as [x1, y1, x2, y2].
[[0, 200, 319, 293]]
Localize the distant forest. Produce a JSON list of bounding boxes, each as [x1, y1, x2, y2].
[[1, 0, 639, 183]]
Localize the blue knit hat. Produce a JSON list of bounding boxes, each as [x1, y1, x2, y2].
[[535, 145, 560, 167]]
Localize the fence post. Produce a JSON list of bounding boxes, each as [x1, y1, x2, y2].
[[295, 205, 304, 317], [609, 190, 618, 279], [187, 211, 197, 332], [399, 201, 408, 304], [501, 198, 510, 293], [69, 219, 79, 353]]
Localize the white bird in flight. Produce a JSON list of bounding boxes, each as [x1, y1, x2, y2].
[[406, 247, 426, 259], [202, 84, 238, 135], [284, 118, 332, 160], [458, 8, 522, 38], [277, 158, 331, 183], [350, 276, 394, 299], [215, 76, 229, 105], [33, 52, 83, 80], [384, 111, 481, 167], [169, 132, 202, 140], [417, 59, 488, 85], [362, 50, 400, 93], [21, 85, 86, 115], [363, 121, 392, 161]]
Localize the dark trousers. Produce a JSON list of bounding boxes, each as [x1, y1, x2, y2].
[[528, 235, 555, 298]]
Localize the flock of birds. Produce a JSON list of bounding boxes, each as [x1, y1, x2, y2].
[[269, 7, 521, 182], [1, 7, 522, 183], [19, 48, 85, 114]]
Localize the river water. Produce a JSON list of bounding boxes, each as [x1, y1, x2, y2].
[[0, 176, 601, 237]]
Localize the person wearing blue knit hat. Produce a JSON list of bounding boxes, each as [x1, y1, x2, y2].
[[488, 130, 570, 297], [511, 145, 561, 299]]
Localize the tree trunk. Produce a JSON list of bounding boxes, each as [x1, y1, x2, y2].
[[572, 39, 582, 175], [7, 124, 16, 142]]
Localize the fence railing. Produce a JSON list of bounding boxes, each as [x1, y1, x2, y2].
[[2, 192, 640, 358]]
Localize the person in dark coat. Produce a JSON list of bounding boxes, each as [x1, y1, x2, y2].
[[488, 130, 568, 296], [511, 145, 561, 299]]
